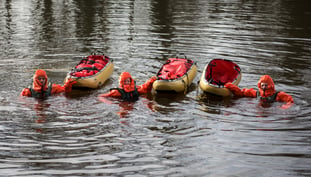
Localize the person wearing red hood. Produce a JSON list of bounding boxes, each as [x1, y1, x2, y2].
[[20, 69, 76, 98], [98, 72, 157, 101], [225, 75, 294, 109]]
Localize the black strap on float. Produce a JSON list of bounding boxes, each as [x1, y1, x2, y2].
[[234, 64, 240, 73], [196, 80, 200, 96], [73, 67, 99, 72], [181, 73, 190, 94], [206, 61, 227, 88], [79, 58, 88, 64], [181, 79, 187, 94], [90, 50, 110, 63], [207, 62, 215, 82]]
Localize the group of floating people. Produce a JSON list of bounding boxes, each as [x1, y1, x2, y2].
[[20, 54, 294, 110], [20, 69, 157, 101]]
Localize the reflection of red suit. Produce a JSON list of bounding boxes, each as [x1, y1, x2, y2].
[[19, 96, 50, 132], [117, 101, 134, 118], [34, 101, 49, 123], [225, 75, 294, 109], [20, 69, 75, 97]]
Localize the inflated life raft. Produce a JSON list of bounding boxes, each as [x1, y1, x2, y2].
[[199, 59, 241, 96], [64, 52, 114, 89], [153, 55, 197, 93]]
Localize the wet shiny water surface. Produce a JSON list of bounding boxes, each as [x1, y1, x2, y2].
[[1, 0, 311, 176]]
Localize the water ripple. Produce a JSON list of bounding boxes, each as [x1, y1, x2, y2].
[[1, 0, 311, 176]]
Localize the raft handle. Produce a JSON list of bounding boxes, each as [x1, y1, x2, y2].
[[176, 53, 187, 59], [91, 50, 105, 56]]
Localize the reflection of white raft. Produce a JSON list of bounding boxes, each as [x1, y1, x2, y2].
[[64, 53, 114, 89], [153, 57, 197, 93], [199, 59, 242, 96]]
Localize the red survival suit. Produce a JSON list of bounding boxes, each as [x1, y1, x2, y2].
[[99, 72, 156, 101], [225, 75, 294, 109], [20, 69, 76, 98]]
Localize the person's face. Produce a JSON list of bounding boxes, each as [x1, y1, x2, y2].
[[123, 78, 131, 85], [37, 76, 46, 85], [260, 82, 268, 90]]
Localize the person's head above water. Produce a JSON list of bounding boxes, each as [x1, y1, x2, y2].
[[32, 69, 48, 91], [118, 72, 135, 92], [257, 75, 275, 97]]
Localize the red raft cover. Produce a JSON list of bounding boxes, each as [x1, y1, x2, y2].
[[205, 59, 241, 86], [157, 58, 194, 80], [70, 54, 110, 77]]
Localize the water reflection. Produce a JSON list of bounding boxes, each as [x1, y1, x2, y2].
[[151, 91, 187, 113], [150, 0, 174, 56], [197, 92, 233, 114], [1, 0, 311, 176]]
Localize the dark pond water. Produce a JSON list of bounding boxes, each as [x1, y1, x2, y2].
[[1, 0, 311, 176]]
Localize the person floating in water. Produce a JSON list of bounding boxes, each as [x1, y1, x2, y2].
[[98, 72, 157, 101], [225, 75, 294, 109], [20, 69, 76, 98]]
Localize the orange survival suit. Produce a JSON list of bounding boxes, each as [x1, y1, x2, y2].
[[225, 75, 294, 109], [20, 69, 76, 98], [98, 72, 156, 101]]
